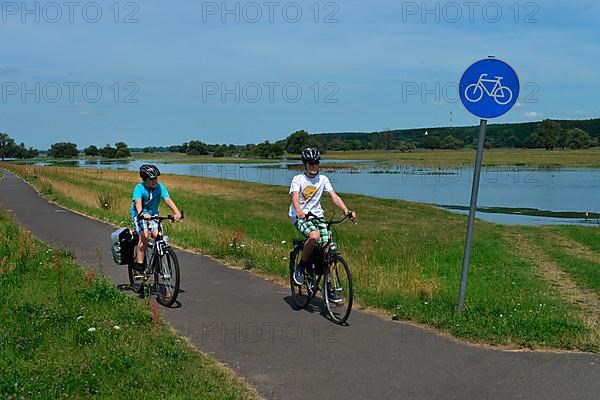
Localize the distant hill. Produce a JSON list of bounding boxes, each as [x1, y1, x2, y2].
[[311, 118, 600, 150]]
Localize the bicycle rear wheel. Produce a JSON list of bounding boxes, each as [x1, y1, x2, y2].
[[324, 255, 353, 324], [127, 263, 143, 294], [154, 248, 180, 307], [290, 247, 310, 309]]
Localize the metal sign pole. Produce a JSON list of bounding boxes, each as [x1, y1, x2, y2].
[[457, 118, 487, 313]]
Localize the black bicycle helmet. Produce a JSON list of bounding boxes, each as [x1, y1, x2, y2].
[[139, 164, 161, 180], [301, 147, 321, 163]]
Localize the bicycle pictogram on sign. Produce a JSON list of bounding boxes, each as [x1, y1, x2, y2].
[[464, 74, 513, 105], [459, 58, 519, 119]]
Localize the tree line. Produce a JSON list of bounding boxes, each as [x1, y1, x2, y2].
[[133, 140, 284, 159], [0, 133, 135, 160], [1, 118, 598, 161], [43, 142, 133, 159], [311, 118, 600, 151], [0, 133, 39, 160]]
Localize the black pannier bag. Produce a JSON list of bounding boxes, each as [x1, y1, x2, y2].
[[111, 228, 138, 265]]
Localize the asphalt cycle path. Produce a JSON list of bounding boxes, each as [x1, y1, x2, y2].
[[1, 170, 598, 400]]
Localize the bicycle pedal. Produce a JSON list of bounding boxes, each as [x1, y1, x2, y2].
[[132, 272, 144, 280]]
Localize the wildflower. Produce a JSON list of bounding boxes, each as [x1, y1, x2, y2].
[[88, 327, 96, 332], [281, 240, 287, 244], [113, 326, 121, 330], [76, 315, 84, 321]]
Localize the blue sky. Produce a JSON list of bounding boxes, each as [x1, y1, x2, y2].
[[1, 0, 599, 148]]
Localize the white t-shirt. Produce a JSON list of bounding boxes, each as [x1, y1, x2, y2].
[[288, 173, 333, 222]]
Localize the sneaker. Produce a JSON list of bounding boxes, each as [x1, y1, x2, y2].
[[132, 262, 146, 273], [327, 286, 343, 303], [293, 263, 305, 285]]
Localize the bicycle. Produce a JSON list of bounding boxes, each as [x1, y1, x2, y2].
[[128, 212, 184, 307], [289, 212, 355, 324], [464, 73, 513, 105]]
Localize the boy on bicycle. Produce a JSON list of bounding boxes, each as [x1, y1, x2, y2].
[[289, 148, 357, 300], [131, 164, 182, 272]]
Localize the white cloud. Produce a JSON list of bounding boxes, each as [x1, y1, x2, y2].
[[525, 112, 543, 119]]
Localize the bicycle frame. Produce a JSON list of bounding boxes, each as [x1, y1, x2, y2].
[[476, 74, 504, 96], [139, 212, 181, 277], [145, 223, 169, 274]]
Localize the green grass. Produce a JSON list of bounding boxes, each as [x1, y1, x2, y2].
[[0, 209, 260, 399], [552, 225, 600, 253], [528, 229, 600, 296], [3, 164, 600, 352]]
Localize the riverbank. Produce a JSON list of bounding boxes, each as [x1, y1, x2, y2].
[[131, 148, 600, 168], [13, 148, 600, 168], [326, 148, 600, 168], [3, 164, 599, 352]]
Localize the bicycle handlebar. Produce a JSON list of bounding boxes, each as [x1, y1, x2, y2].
[[304, 211, 356, 227], [145, 210, 185, 222]]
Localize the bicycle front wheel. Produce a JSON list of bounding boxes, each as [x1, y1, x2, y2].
[[323, 255, 353, 324], [154, 248, 180, 307]]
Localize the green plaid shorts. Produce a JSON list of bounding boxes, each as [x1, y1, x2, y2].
[[295, 217, 330, 246]]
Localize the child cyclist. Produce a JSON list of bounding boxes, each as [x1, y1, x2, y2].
[[289, 148, 357, 301], [131, 164, 182, 272]]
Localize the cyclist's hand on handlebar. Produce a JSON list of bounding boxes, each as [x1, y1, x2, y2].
[[297, 210, 306, 220], [347, 210, 357, 222], [142, 213, 152, 220], [173, 212, 183, 222]]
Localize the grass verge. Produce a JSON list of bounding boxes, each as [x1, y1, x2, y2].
[[0, 208, 261, 399], [3, 164, 599, 352]]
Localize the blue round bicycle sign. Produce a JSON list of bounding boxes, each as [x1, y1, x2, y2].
[[459, 58, 519, 119]]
